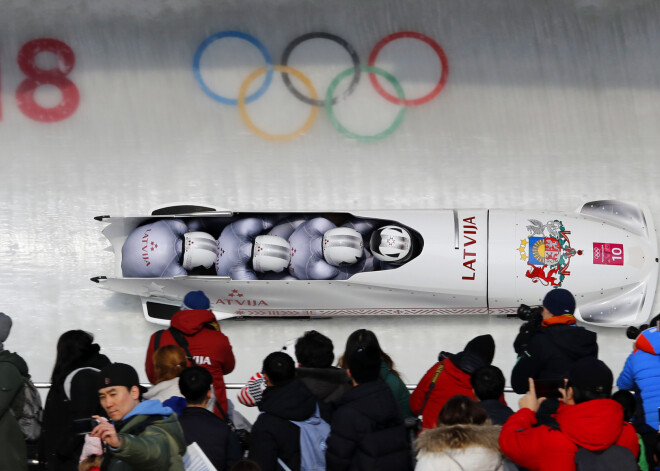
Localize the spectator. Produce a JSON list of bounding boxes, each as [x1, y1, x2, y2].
[[612, 389, 650, 471], [471, 365, 514, 425], [295, 330, 351, 421], [499, 357, 639, 471], [248, 352, 319, 471], [616, 324, 660, 467], [90, 362, 186, 470], [42, 329, 111, 470], [144, 345, 187, 414], [511, 288, 598, 394], [415, 395, 513, 471], [410, 334, 497, 429], [178, 366, 242, 471], [0, 312, 28, 471], [338, 328, 413, 419], [326, 329, 411, 471], [145, 290, 235, 416]]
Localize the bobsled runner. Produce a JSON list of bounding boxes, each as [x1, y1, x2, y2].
[[92, 200, 658, 327]]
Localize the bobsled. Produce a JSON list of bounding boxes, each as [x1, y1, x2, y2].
[[92, 200, 659, 327]]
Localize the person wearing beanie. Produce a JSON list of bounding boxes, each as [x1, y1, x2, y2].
[[511, 288, 598, 398], [410, 334, 507, 430], [0, 312, 30, 470], [144, 290, 235, 418], [90, 362, 186, 470], [500, 358, 640, 471]]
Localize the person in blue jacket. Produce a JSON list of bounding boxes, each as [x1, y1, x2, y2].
[[617, 325, 660, 469]]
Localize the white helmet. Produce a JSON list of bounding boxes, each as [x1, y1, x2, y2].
[[370, 225, 412, 264], [182, 232, 218, 270], [252, 235, 291, 272], [322, 227, 364, 267]]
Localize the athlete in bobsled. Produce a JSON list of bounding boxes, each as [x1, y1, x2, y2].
[[121, 219, 217, 277], [216, 218, 291, 281], [369, 224, 414, 266], [287, 217, 368, 280]]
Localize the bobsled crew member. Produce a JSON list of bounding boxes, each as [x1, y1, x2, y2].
[[510, 288, 598, 395], [145, 290, 235, 417], [121, 219, 218, 277], [369, 224, 414, 265], [499, 358, 639, 471], [90, 362, 186, 471]]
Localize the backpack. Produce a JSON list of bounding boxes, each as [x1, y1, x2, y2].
[[288, 404, 330, 471], [574, 445, 639, 471], [2, 361, 43, 441]]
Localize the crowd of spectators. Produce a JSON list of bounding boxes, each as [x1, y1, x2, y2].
[[1, 287, 659, 470]]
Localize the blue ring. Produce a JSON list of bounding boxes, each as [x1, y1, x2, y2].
[[193, 31, 274, 105]]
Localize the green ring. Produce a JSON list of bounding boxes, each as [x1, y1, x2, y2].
[[325, 65, 406, 141]]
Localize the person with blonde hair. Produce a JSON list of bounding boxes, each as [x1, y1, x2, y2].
[[144, 345, 187, 413]]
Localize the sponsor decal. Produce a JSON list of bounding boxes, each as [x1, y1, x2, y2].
[[215, 289, 268, 307], [517, 219, 582, 287], [462, 216, 478, 280], [593, 242, 624, 265]]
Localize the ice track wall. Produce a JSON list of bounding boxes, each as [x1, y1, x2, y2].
[[1, 0, 659, 416]]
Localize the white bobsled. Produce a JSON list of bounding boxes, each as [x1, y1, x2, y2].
[[92, 201, 659, 327]]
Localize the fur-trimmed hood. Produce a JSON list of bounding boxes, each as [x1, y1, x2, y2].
[[415, 423, 502, 454]]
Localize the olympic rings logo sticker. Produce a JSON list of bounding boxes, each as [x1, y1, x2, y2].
[[193, 31, 449, 142]]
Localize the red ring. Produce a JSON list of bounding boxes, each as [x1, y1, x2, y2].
[[368, 31, 449, 106]]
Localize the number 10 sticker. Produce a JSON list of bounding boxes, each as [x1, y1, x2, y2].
[[593, 243, 624, 266]]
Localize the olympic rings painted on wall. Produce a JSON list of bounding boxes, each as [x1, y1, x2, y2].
[[326, 66, 405, 142], [193, 30, 449, 141], [238, 65, 320, 142], [280, 32, 361, 107]]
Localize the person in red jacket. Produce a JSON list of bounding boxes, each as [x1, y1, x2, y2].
[[499, 357, 639, 471], [145, 290, 235, 416], [410, 334, 501, 429]]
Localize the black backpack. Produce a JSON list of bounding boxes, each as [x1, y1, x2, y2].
[[574, 445, 639, 471]]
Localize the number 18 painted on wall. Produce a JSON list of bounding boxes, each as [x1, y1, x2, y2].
[[0, 38, 79, 122]]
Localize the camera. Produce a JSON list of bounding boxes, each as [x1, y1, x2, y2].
[[72, 417, 100, 435], [513, 304, 544, 354]]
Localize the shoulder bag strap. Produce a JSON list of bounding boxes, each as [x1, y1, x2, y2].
[[419, 362, 445, 414], [168, 327, 197, 366], [153, 329, 164, 351]]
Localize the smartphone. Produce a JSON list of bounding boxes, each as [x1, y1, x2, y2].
[[72, 417, 100, 435], [533, 379, 565, 399]]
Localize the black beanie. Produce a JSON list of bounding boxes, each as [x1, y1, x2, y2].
[[463, 334, 495, 364]]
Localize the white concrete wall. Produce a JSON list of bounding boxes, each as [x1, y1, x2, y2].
[[1, 0, 659, 419]]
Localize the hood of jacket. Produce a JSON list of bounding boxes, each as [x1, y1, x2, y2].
[[415, 423, 501, 454], [0, 349, 28, 376], [556, 399, 625, 451], [542, 324, 598, 361], [296, 366, 351, 402], [635, 326, 660, 355], [171, 309, 217, 335], [450, 351, 489, 376], [143, 378, 182, 402], [259, 378, 317, 421], [122, 399, 175, 422]]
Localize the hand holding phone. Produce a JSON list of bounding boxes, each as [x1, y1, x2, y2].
[[72, 417, 100, 435]]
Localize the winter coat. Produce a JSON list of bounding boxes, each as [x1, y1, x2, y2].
[[415, 423, 512, 471], [380, 361, 414, 418], [326, 381, 411, 471], [511, 323, 598, 394], [479, 399, 514, 426], [499, 399, 639, 471], [248, 379, 318, 471], [42, 352, 111, 471], [145, 309, 235, 415], [102, 400, 186, 471], [296, 366, 352, 422], [178, 406, 242, 471], [617, 326, 660, 430], [0, 350, 28, 471], [410, 354, 494, 430]]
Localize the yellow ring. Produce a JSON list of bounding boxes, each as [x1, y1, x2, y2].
[[238, 65, 319, 142]]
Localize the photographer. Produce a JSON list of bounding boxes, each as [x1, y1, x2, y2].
[[511, 289, 598, 399]]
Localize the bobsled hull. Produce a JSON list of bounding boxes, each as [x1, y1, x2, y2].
[[92, 201, 659, 327]]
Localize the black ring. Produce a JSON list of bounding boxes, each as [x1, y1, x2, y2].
[[280, 32, 361, 107]]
